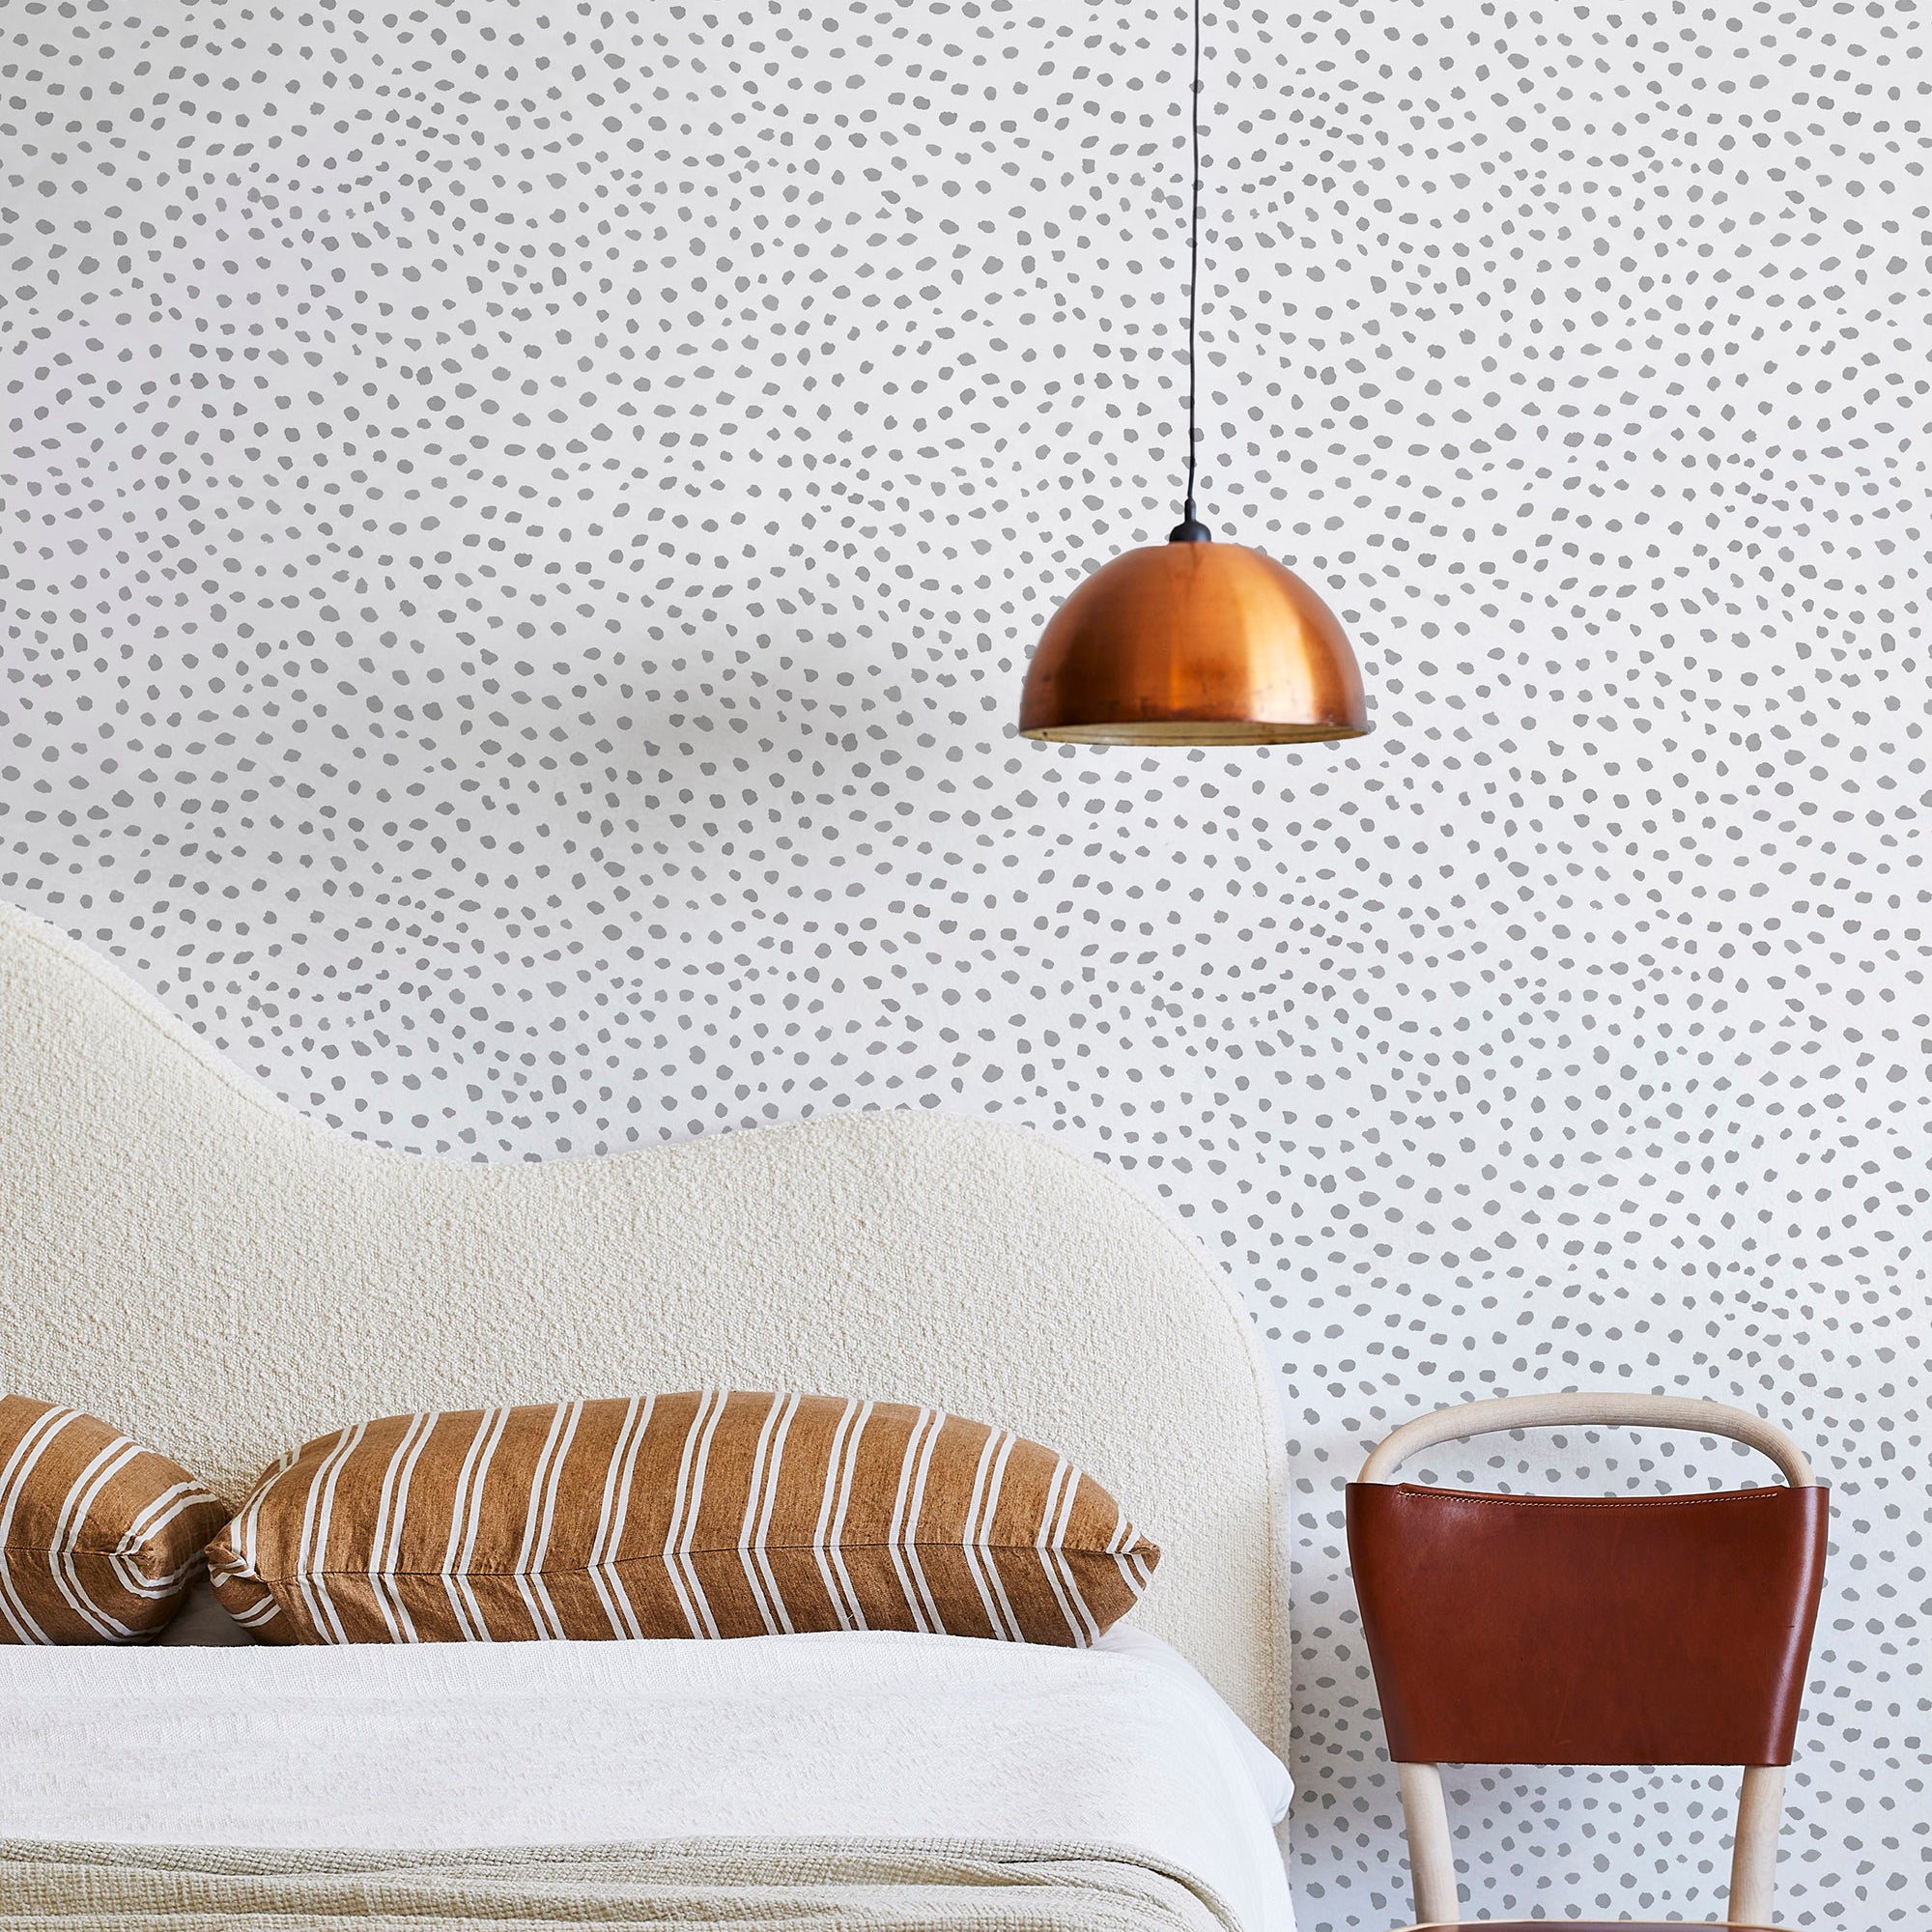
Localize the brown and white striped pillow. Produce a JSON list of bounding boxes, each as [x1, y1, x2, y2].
[[0, 1396, 227, 1644], [207, 1391, 1158, 1646]]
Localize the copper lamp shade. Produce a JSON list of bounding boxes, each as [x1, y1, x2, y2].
[[1018, 539, 1369, 746]]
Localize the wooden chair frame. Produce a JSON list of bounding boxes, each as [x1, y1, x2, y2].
[[1356, 1393, 1819, 1930]]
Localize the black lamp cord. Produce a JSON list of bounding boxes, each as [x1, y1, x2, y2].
[[1170, 0, 1210, 544]]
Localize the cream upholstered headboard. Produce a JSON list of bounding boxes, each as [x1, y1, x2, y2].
[[0, 900, 1290, 1747]]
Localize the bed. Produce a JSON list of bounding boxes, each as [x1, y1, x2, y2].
[[0, 899, 1295, 1931]]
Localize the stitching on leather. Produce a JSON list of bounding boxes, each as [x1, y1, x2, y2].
[[1388, 1486, 1803, 1508]]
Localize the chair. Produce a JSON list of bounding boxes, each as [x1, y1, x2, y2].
[[1347, 1393, 1828, 1932]]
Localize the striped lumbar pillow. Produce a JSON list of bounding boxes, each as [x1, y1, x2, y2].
[[207, 1391, 1158, 1646], [0, 1396, 228, 1644]]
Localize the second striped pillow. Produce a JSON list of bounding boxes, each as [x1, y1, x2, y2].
[[206, 1392, 1158, 1646]]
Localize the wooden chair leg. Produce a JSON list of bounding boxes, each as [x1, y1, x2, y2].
[[1396, 1761, 1459, 1926], [1729, 1764, 1784, 1928]]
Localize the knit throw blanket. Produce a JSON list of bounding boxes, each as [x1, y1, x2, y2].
[[0, 1837, 1239, 1931]]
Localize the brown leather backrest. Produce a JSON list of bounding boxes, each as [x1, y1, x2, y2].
[[1347, 1482, 1828, 1765]]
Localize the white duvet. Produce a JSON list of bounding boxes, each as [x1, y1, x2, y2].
[[0, 1626, 1294, 1932]]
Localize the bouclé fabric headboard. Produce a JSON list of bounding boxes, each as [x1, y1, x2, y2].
[[0, 900, 1289, 1747]]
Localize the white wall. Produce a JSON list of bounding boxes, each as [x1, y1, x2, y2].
[[2, 3, 1925, 1923]]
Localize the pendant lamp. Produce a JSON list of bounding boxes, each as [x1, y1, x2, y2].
[[1018, 2, 1370, 747]]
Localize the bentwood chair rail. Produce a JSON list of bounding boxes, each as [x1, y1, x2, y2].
[[1347, 1393, 1829, 1932]]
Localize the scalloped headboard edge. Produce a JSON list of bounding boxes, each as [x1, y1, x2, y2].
[[0, 900, 1290, 1747]]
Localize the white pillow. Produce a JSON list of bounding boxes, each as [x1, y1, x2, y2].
[[1095, 1623, 1292, 1822], [145, 1575, 1293, 1830]]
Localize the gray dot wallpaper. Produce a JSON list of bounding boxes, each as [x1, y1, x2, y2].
[[2, 0, 1926, 1923]]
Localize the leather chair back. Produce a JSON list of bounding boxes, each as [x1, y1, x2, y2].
[[1347, 1481, 1829, 1765]]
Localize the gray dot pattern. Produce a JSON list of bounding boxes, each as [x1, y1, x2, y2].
[[1, 4, 1926, 1924]]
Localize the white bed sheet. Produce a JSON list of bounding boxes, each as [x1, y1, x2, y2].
[[0, 1628, 1294, 1932]]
